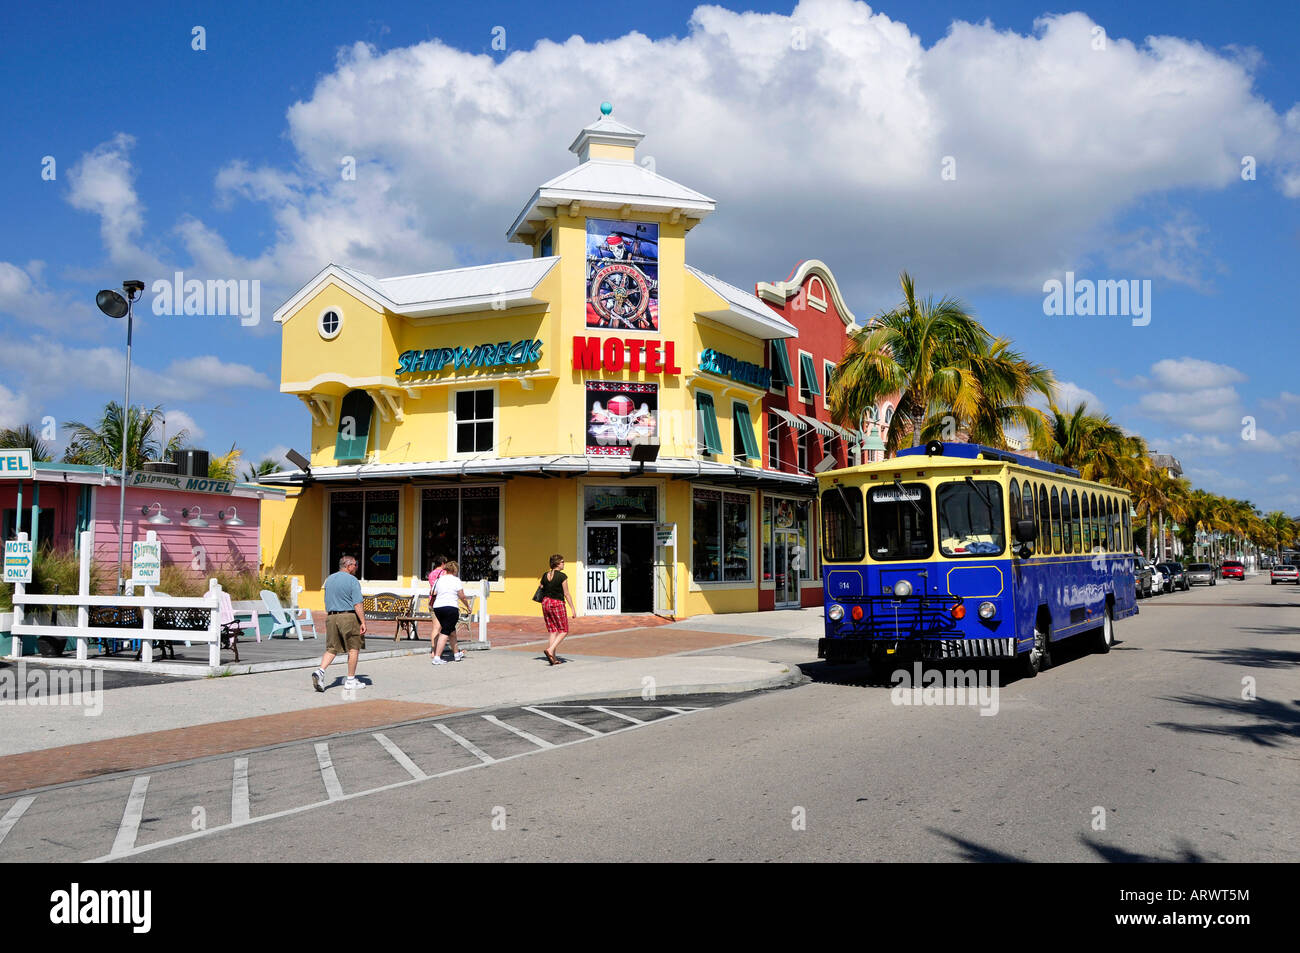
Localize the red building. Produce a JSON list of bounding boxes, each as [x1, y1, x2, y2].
[[752, 260, 899, 610]]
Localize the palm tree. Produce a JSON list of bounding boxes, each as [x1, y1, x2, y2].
[[1032, 404, 1130, 481], [241, 458, 280, 483], [207, 443, 243, 480], [0, 423, 53, 462], [828, 272, 1054, 454], [63, 402, 189, 470]]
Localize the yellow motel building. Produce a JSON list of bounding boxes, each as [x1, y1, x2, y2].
[[261, 108, 835, 617]]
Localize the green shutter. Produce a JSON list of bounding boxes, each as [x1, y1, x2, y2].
[[799, 353, 821, 395], [769, 340, 794, 389], [734, 403, 762, 460], [696, 392, 723, 455], [335, 390, 374, 462]]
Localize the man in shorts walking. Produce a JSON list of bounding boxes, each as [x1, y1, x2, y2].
[[312, 555, 368, 692]]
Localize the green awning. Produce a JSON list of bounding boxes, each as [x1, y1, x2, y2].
[[768, 340, 794, 389], [733, 403, 762, 460], [799, 353, 821, 395], [335, 390, 374, 462], [696, 392, 724, 455]]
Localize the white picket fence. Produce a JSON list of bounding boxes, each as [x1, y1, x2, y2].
[[6, 530, 225, 669]]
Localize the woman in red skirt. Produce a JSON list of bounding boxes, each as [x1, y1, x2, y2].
[[539, 554, 578, 665]]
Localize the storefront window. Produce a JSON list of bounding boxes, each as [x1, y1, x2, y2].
[[329, 489, 399, 582], [693, 489, 751, 583], [421, 486, 501, 582]]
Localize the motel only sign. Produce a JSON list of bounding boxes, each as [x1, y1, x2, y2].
[[4, 539, 33, 584]]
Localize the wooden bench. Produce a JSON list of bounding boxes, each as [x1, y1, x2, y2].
[[362, 592, 417, 641]]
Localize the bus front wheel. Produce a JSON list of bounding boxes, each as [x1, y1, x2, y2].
[[1019, 620, 1052, 678]]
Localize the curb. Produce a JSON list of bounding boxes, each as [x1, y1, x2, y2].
[[523, 663, 805, 705]]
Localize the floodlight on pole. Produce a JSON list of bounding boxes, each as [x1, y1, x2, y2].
[[98, 279, 145, 594]]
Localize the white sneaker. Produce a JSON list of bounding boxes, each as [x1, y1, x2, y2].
[[453, 651, 466, 661], [342, 677, 366, 690], [430, 657, 447, 666]]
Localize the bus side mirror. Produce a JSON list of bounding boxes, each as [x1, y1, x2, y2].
[[1014, 520, 1038, 543]]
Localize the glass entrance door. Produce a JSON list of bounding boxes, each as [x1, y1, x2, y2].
[[584, 522, 655, 615], [774, 528, 800, 607]]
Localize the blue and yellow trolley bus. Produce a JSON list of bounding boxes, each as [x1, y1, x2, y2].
[[818, 441, 1137, 677]]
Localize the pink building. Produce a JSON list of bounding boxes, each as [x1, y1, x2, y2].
[[1, 462, 284, 584]]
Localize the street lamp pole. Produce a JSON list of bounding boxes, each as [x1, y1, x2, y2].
[[96, 280, 145, 594]]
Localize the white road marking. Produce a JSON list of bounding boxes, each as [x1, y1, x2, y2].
[[231, 758, 250, 824], [434, 722, 495, 764], [111, 776, 150, 856], [523, 706, 603, 736], [0, 796, 36, 847], [314, 743, 344, 800], [374, 733, 427, 780], [590, 705, 646, 724], [482, 714, 555, 748], [87, 706, 704, 863]]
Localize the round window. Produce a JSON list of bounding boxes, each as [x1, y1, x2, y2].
[[318, 308, 343, 340]]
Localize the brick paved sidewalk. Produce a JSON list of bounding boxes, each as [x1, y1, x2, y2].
[[307, 610, 674, 647]]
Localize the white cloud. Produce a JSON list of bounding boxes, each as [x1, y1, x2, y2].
[[1147, 357, 1247, 392], [0, 383, 34, 429], [64, 134, 165, 276], [0, 340, 272, 405], [1048, 380, 1104, 414], [171, 2, 1299, 308], [1266, 473, 1290, 484], [160, 409, 204, 445]]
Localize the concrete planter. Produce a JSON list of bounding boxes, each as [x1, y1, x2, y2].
[[0, 610, 38, 655]]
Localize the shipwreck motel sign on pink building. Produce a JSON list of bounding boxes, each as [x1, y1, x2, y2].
[[0, 459, 284, 580]]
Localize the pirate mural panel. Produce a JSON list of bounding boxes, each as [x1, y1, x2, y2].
[[586, 381, 658, 456], [586, 219, 659, 331]]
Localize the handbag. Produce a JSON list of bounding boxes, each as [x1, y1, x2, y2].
[[533, 574, 546, 604]]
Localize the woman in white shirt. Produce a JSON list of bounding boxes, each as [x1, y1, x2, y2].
[[431, 560, 471, 665]]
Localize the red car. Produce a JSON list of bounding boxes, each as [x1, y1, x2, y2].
[[1221, 561, 1244, 579]]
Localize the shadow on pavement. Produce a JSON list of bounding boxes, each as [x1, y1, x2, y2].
[[1161, 646, 1300, 668], [929, 828, 1213, 862], [1155, 693, 1300, 748]]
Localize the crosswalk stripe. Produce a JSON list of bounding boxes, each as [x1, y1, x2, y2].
[[434, 722, 496, 763], [590, 705, 645, 724], [374, 733, 427, 779], [314, 743, 344, 800], [0, 796, 36, 847], [231, 758, 250, 824], [523, 706, 603, 736], [111, 776, 150, 856], [482, 714, 555, 748]]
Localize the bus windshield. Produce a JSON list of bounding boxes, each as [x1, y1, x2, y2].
[[866, 482, 933, 560], [936, 480, 1005, 557], [821, 487, 865, 562]]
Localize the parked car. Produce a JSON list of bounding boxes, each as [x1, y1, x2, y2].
[[1135, 558, 1156, 598], [1150, 564, 1165, 594], [1157, 562, 1189, 592], [1186, 563, 1217, 586], [1270, 564, 1299, 585], [1222, 560, 1245, 579]]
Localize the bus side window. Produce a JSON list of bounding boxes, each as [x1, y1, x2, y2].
[[1022, 480, 1035, 543], [1106, 497, 1115, 550], [1050, 487, 1062, 554], [1090, 492, 1099, 550], [1062, 489, 1073, 553], [1038, 483, 1050, 550], [1071, 490, 1081, 554], [1122, 501, 1131, 551], [1081, 492, 1091, 551], [1009, 480, 1021, 541]]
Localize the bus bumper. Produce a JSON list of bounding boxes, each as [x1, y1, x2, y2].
[[819, 637, 1017, 662]]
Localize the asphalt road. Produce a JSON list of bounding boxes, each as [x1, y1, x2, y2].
[[2, 573, 1296, 862]]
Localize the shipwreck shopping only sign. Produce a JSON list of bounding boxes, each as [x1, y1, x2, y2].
[[4, 539, 34, 584], [132, 540, 162, 587]]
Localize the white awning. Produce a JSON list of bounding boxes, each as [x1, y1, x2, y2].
[[799, 414, 835, 437], [770, 408, 809, 431]]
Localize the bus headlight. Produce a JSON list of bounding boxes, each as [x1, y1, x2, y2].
[[978, 601, 997, 620], [893, 579, 913, 597], [828, 604, 844, 622]]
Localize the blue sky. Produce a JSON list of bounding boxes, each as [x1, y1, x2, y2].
[[2, 0, 1298, 509]]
